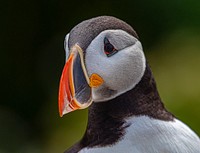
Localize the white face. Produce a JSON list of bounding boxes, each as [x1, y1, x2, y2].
[[64, 30, 146, 102]]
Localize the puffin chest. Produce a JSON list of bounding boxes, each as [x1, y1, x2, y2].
[[78, 116, 200, 153]]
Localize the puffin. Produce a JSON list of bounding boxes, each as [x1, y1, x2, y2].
[[58, 16, 200, 153]]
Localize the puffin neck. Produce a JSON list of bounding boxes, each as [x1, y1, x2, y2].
[[90, 63, 174, 120], [79, 63, 174, 148]]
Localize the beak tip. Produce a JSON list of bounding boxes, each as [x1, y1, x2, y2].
[[59, 110, 63, 117], [59, 114, 63, 117], [58, 95, 65, 117], [59, 106, 63, 117]]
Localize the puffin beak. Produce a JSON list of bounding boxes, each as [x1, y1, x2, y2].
[[58, 44, 104, 117]]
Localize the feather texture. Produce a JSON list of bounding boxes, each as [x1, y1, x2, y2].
[[79, 116, 200, 153]]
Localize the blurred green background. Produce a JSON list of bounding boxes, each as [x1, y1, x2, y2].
[[1, 0, 200, 152]]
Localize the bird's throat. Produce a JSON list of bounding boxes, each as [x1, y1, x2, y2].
[[80, 63, 174, 148]]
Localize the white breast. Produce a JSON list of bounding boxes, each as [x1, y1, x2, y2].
[[79, 116, 200, 153]]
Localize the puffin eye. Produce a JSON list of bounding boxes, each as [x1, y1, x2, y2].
[[104, 37, 118, 57]]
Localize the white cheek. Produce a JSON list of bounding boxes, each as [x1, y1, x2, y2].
[[85, 31, 146, 102], [85, 34, 106, 77]]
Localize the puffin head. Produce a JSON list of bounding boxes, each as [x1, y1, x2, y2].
[[59, 16, 146, 117]]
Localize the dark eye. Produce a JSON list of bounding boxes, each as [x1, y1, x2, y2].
[[104, 37, 118, 57]]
